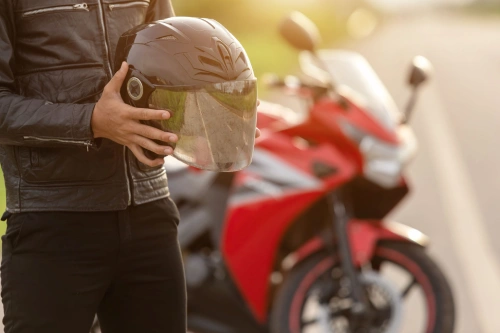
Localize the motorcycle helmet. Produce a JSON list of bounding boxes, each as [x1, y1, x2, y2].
[[115, 17, 257, 172]]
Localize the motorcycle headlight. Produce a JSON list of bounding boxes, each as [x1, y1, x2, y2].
[[340, 122, 417, 188]]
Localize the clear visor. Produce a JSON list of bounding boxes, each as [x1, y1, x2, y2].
[[150, 80, 257, 172]]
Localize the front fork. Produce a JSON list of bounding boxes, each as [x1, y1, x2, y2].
[[329, 192, 371, 316]]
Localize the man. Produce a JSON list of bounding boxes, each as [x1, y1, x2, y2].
[[0, 1, 188, 332]]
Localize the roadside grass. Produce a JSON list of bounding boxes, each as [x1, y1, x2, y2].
[[461, 4, 500, 16], [237, 33, 299, 95]]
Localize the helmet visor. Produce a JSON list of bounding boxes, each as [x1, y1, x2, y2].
[[149, 80, 257, 172]]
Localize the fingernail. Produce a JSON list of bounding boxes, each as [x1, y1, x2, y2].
[[162, 112, 170, 119], [169, 135, 177, 142], [164, 148, 172, 155]]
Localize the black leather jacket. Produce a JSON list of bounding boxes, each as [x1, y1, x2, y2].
[[0, 0, 175, 213]]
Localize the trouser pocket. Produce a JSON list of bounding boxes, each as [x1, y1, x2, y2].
[[1, 213, 28, 261], [1, 212, 28, 330]]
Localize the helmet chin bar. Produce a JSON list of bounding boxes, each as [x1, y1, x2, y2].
[[120, 68, 156, 109]]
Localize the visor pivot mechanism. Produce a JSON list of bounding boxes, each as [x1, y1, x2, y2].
[[127, 77, 144, 101]]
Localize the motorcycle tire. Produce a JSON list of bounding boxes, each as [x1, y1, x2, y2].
[[269, 241, 455, 333]]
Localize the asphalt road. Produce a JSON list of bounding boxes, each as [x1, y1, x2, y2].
[[0, 10, 498, 333], [344, 10, 500, 333]]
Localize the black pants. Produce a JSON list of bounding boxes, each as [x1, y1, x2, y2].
[[1, 198, 186, 333]]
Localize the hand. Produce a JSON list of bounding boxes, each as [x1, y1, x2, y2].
[[91, 62, 178, 167]]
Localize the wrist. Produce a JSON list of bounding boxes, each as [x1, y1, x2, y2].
[[90, 103, 103, 139]]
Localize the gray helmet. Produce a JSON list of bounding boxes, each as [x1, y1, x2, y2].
[[116, 17, 257, 172]]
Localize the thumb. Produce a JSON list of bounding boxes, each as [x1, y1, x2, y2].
[[107, 61, 129, 92]]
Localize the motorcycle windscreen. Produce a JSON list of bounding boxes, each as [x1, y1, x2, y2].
[[149, 80, 257, 172]]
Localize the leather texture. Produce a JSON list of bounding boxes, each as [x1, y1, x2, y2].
[[0, 0, 175, 212]]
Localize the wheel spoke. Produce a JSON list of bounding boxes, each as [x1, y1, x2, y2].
[[401, 277, 417, 299]]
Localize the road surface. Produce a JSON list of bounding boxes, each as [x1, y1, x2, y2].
[[347, 10, 500, 333]]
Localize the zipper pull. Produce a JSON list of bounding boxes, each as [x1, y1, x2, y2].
[[74, 3, 89, 11], [85, 140, 92, 152]]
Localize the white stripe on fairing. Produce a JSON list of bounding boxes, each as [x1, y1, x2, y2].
[[247, 149, 321, 188], [422, 84, 500, 333], [230, 148, 322, 205]]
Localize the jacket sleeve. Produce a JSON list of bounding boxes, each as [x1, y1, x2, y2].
[[0, 0, 97, 148], [146, 0, 176, 22]]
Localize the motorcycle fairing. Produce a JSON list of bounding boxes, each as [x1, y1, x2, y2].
[[222, 190, 324, 323], [347, 220, 429, 266], [222, 141, 356, 323], [285, 220, 430, 271]]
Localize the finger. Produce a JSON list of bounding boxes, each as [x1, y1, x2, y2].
[[131, 123, 178, 143], [128, 144, 165, 167], [255, 127, 261, 138], [106, 61, 129, 93], [132, 135, 174, 156], [127, 106, 171, 121], [167, 133, 178, 143], [257, 99, 261, 107]]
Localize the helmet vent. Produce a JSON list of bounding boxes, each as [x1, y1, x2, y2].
[[236, 52, 247, 65], [198, 56, 223, 71], [217, 43, 234, 71], [157, 35, 177, 41], [200, 18, 216, 29]]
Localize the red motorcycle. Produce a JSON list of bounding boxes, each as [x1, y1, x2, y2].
[[165, 13, 455, 333]]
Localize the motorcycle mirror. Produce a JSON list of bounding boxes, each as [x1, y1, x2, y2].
[[279, 11, 321, 52], [403, 56, 434, 124], [408, 56, 433, 88]]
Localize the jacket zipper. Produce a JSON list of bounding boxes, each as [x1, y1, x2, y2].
[[109, 1, 149, 11], [23, 3, 89, 17], [124, 149, 133, 206], [96, 1, 113, 79], [97, 0, 132, 205], [23, 136, 93, 150]]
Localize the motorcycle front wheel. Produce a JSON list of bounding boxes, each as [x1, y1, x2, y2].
[[270, 242, 455, 333]]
